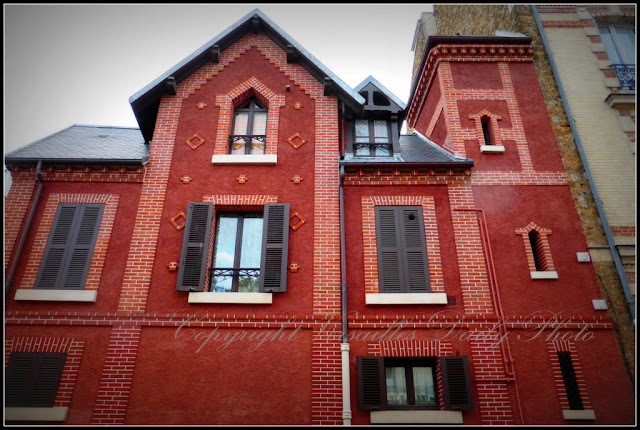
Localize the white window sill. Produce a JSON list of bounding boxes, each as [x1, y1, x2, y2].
[[5, 407, 69, 421], [211, 154, 277, 165], [530, 271, 559, 280], [480, 145, 505, 153], [365, 293, 448, 305], [562, 409, 596, 420], [370, 410, 463, 424], [14, 289, 97, 302], [188, 292, 272, 304]]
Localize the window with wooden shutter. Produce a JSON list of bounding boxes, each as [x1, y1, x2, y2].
[[440, 356, 475, 411], [5, 352, 66, 407], [35, 204, 104, 290], [259, 203, 289, 293], [176, 203, 214, 292], [375, 206, 430, 293]]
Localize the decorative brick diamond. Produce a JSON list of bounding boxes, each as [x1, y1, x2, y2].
[[186, 133, 206, 150], [170, 211, 187, 230], [289, 211, 307, 231], [287, 132, 306, 149]]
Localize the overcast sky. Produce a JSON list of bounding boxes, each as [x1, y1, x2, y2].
[[3, 3, 433, 157]]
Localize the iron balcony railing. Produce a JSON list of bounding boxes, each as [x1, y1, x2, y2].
[[209, 268, 260, 292], [611, 64, 635, 90], [228, 135, 266, 154]]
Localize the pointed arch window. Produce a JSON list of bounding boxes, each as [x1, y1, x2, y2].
[[229, 98, 268, 155]]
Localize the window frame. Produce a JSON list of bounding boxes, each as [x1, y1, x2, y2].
[[384, 357, 439, 411], [229, 98, 268, 155], [353, 119, 394, 157], [211, 211, 264, 293]]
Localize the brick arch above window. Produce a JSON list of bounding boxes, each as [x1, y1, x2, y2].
[[468, 109, 504, 153], [214, 76, 285, 156], [515, 221, 557, 278]]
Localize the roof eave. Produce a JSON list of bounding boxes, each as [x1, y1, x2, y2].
[[5, 156, 150, 168]]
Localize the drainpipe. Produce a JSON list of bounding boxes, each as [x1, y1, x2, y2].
[[532, 5, 635, 323], [339, 164, 352, 425], [5, 161, 44, 299]]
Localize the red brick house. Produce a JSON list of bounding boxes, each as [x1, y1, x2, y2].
[[4, 9, 634, 425]]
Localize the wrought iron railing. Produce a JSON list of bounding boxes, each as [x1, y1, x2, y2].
[[209, 268, 260, 292], [611, 64, 635, 90], [228, 135, 266, 154]]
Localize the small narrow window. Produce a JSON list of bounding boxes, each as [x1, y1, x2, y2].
[[528, 230, 547, 271], [354, 119, 392, 157], [481, 116, 492, 145], [557, 352, 583, 410], [229, 98, 267, 155]]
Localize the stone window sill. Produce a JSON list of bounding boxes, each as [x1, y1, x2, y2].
[[5, 407, 68, 421], [530, 271, 559, 280], [211, 154, 277, 165], [14, 289, 97, 302], [188, 292, 272, 304], [562, 409, 596, 420], [480, 145, 505, 153], [365, 293, 448, 305], [370, 410, 463, 424]]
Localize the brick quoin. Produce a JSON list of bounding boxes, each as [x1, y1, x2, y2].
[[4, 170, 36, 272], [91, 325, 142, 424]]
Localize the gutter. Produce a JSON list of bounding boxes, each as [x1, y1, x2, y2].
[[5, 157, 150, 167], [5, 161, 44, 299], [339, 164, 352, 425], [532, 5, 635, 322]]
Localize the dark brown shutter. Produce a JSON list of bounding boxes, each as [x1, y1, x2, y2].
[[356, 356, 386, 411], [35, 204, 103, 290], [5, 352, 66, 407], [176, 202, 214, 292], [375, 207, 404, 293], [440, 356, 474, 411], [400, 207, 430, 293], [259, 203, 289, 293]]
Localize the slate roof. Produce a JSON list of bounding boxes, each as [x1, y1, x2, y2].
[[341, 131, 474, 167], [4, 125, 149, 167]]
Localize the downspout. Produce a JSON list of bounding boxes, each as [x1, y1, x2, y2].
[[532, 5, 635, 323], [339, 164, 352, 425], [5, 161, 44, 299]]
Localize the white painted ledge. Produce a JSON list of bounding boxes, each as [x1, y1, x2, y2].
[[480, 145, 505, 153], [530, 271, 559, 280], [211, 154, 277, 165], [365, 293, 448, 305], [562, 409, 596, 420], [5, 407, 69, 421], [14, 289, 98, 302], [188, 292, 272, 304], [371, 410, 463, 424]]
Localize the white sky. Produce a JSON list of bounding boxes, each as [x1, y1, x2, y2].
[[3, 3, 433, 157]]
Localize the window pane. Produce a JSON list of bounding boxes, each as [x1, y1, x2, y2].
[[613, 26, 635, 64], [413, 367, 436, 405], [354, 144, 370, 156], [233, 113, 249, 135], [385, 366, 408, 405], [240, 217, 263, 268], [373, 120, 389, 143], [212, 216, 238, 292], [355, 120, 369, 140], [374, 144, 391, 156], [252, 113, 267, 135]]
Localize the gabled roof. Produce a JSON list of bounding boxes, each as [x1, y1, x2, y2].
[[4, 125, 149, 167], [130, 8, 366, 144], [341, 130, 474, 167], [354, 75, 406, 111]]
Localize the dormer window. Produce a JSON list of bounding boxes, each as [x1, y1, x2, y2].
[[229, 98, 267, 154], [354, 119, 392, 156]]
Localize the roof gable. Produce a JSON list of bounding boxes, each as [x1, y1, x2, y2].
[[129, 8, 365, 143], [354, 75, 406, 112]]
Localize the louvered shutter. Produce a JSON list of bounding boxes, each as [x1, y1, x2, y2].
[[356, 356, 386, 411], [259, 203, 289, 293], [375, 207, 404, 293], [5, 352, 66, 407], [176, 203, 214, 292], [400, 207, 430, 293], [440, 356, 475, 411], [35, 204, 103, 290]]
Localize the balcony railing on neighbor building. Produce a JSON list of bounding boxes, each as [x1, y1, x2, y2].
[[611, 64, 635, 90]]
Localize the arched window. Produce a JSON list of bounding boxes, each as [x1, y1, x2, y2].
[[229, 98, 268, 154]]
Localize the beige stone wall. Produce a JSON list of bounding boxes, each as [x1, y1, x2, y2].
[[411, 3, 635, 383]]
